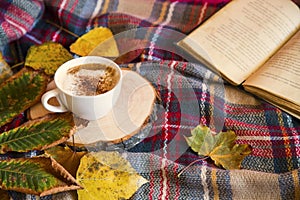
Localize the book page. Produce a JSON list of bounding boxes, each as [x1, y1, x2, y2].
[[178, 0, 300, 85], [243, 30, 300, 108]]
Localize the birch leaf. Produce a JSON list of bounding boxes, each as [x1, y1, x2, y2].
[[77, 151, 148, 200], [185, 125, 252, 169], [0, 51, 13, 84], [25, 42, 73, 75], [0, 156, 82, 196], [45, 145, 87, 177], [0, 113, 75, 153], [70, 27, 119, 57]]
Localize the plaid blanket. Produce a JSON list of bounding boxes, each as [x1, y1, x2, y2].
[[1, 0, 300, 199]]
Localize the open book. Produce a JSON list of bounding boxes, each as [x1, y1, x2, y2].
[[178, 0, 300, 119]]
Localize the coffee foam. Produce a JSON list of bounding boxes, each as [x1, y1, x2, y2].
[[62, 64, 119, 96]]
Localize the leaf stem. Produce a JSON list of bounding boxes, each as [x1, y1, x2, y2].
[[11, 62, 24, 70], [45, 20, 79, 38], [177, 156, 208, 177]]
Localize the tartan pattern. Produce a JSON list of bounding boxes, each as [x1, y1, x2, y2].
[[126, 152, 300, 200], [0, 0, 300, 199], [129, 61, 300, 175], [0, 113, 25, 133], [1, 0, 228, 64], [0, 0, 43, 50]]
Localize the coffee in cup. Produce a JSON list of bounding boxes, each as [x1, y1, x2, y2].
[[63, 63, 120, 96], [41, 56, 122, 120]]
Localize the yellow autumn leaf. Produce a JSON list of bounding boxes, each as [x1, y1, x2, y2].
[[25, 42, 73, 75], [0, 51, 13, 84], [70, 26, 119, 57], [45, 145, 87, 177], [77, 151, 148, 200], [185, 125, 252, 170], [45, 146, 87, 199]]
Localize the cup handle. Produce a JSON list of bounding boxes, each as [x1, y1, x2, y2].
[[41, 88, 68, 113]]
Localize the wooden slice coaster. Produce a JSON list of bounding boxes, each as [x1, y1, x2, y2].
[[66, 69, 156, 146]]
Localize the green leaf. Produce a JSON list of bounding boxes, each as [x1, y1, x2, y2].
[[0, 156, 82, 196], [0, 113, 75, 153], [185, 125, 252, 169], [25, 42, 73, 75], [0, 67, 48, 127]]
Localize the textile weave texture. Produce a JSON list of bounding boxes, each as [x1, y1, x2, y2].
[[1, 0, 300, 199]]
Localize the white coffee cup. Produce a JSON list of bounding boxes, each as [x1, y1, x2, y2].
[[41, 56, 122, 120]]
